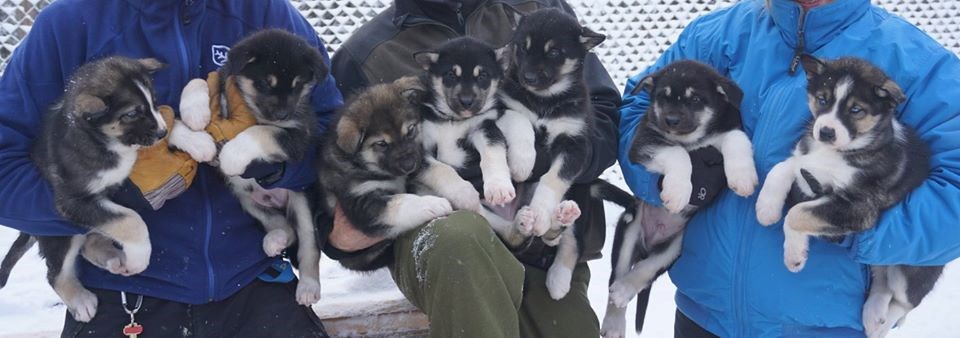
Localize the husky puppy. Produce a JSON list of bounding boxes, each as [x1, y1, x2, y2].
[[495, 8, 607, 300], [755, 55, 942, 338], [5, 57, 167, 321], [412, 36, 525, 211], [179, 29, 326, 305], [589, 180, 689, 338], [317, 77, 454, 271]]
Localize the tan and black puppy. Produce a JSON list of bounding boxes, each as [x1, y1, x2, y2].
[[318, 77, 454, 271], [0, 56, 166, 322], [755, 55, 942, 338]]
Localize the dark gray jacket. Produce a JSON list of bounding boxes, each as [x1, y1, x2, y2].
[[329, 0, 621, 267]]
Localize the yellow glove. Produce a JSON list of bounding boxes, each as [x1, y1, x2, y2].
[[126, 105, 198, 210], [204, 71, 258, 144]]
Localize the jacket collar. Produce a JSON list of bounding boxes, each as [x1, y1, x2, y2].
[[392, 0, 537, 27], [123, 0, 205, 20], [769, 0, 870, 51]]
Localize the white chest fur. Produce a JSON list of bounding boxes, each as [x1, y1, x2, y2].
[[87, 142, 138, 194], [792, 140, 858, 194], [422, 116, 491, 168], [499, 94, 584, 144]]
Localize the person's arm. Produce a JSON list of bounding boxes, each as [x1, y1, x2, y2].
[[255, 1, 344, 191], [0, 8, 86, 236], [850, 49, 960, 265], [618, 17, 724, 205], [330, 47, 369, 101]]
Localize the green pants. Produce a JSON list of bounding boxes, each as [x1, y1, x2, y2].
[[389, 210, 599, 338]]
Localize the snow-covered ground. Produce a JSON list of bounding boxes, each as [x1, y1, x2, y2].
[[1, 168, 958, 337]]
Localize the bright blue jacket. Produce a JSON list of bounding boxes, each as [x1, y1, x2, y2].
[[0, 0, 342, 303], [618, 0, 960, 336]]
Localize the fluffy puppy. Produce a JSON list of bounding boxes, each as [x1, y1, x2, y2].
[[755, 55, 942, 338], [179, 29, 327, 304], [6, 57, 166, 321], [317, 77, 454, 271]]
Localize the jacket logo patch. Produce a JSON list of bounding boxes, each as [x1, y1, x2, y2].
[[212, 45, 230, 66]]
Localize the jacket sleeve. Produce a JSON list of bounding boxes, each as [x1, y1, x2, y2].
[[330, 47, 369, 101], [0, 9, 85, 236], [851, 48, 960, 266], [618, 18, 724, 204], [261, 1, 344, 191]]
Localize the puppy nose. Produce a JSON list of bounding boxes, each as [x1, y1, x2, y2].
[[155, 129, 167, 139], [458, 93, 475, 108], [523, 71, 539, 84], [275, 111, 290, 120], [665, 115, 681, 127], [819, 127, 836, 143], [398, 157, 418, 174]]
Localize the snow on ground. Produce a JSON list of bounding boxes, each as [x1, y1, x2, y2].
[[1, 168, 959, 337]]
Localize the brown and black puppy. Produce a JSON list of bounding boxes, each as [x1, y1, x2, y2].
[[755, 55, 942, 338], [318, 77, 454, 271], [0, 56, 166, 322]]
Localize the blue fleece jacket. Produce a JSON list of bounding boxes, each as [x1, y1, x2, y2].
[[618, 0, 960, 336], [0, 0, 342, 303]]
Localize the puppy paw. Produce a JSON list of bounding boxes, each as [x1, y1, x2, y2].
[[447, 182, 482, 212], [65, 288, 98, 323], [483, 179, 516, 206], [516, 206, 551, 237], [170, 121, 217, 162], [179, 78, 211, 131], [862, 301, 887, 338], [755, 197, 784, 226], [546, 265, 573, 300], [608, 281, 636, 309], [600, 313, 627, 338], [783, 241, 808, 273], [727, 166, 759, 197], [554, 200, 581, 227], [419, 196, 455, 220], [262, 229, 292, 257], [541, 232, 562, 247], [296, 278, 322, 305], [218, 139, 256, 176], [508, 151, 536, 182], [119, 240, 151, 276], [660, 175, 692, 214]]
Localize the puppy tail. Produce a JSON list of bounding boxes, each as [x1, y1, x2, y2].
[[0, 232, 35, 289], [634, 287, 653, 333], [589, 179, 637, 209]]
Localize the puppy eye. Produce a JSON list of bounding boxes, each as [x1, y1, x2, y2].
[[816, 95, 828, 106], [477, 71, 489, 82], [255, 80, 269, 91], [444, 71, 458, 81], [850, 105, 864, 116], [372, 140, 390, 149], [690, 95, 703, 103], [546, 49, 561, 58], [121, 108, 141, 122], [406, 123, 418, 136]]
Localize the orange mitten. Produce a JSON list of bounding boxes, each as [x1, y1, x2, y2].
[[128, 105, 198, 209], [204, 71, 258, 144]]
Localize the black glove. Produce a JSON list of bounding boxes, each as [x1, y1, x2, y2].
[[658, 146, 727, 208], [240, 160, 285, 186]]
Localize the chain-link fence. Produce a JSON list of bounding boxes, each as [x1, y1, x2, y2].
[[3, 0, 959, 87]]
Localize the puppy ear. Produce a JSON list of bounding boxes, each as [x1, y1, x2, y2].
[[495, 45, 513, 72], [73, 93, 108, 121], [413, 51, 439, 70], [875, 79, 906, 108], [137, 58, 166, 74], [629, 75, 655, 96], [394, 76, 426, 105], [335, 116, 366, 154], [579, 27, 606, 51], [799, 54, 828, 79], [716, 77, 744, 108]]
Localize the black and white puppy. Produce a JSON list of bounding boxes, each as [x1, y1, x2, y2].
[[412, 36, 527, 211], [317, 77, 454, 271], [179, 29, 326, 305], [4, 57, 166, 321], [628, 60, 758, 214], [495, 8, 605, 300], [591, 180, 689, 338], [755, 55, 942, 338]]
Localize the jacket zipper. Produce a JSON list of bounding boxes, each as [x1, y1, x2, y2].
[[174, 1, 216, 302], [788, 8, 809, 75], [456, 4, 465, 28]]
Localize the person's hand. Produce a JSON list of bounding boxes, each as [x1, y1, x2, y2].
[[328, 202, 384, 252], [118, 105, 199, 210], [658, 146, 727, 208], [202, 72, 259, 145]]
